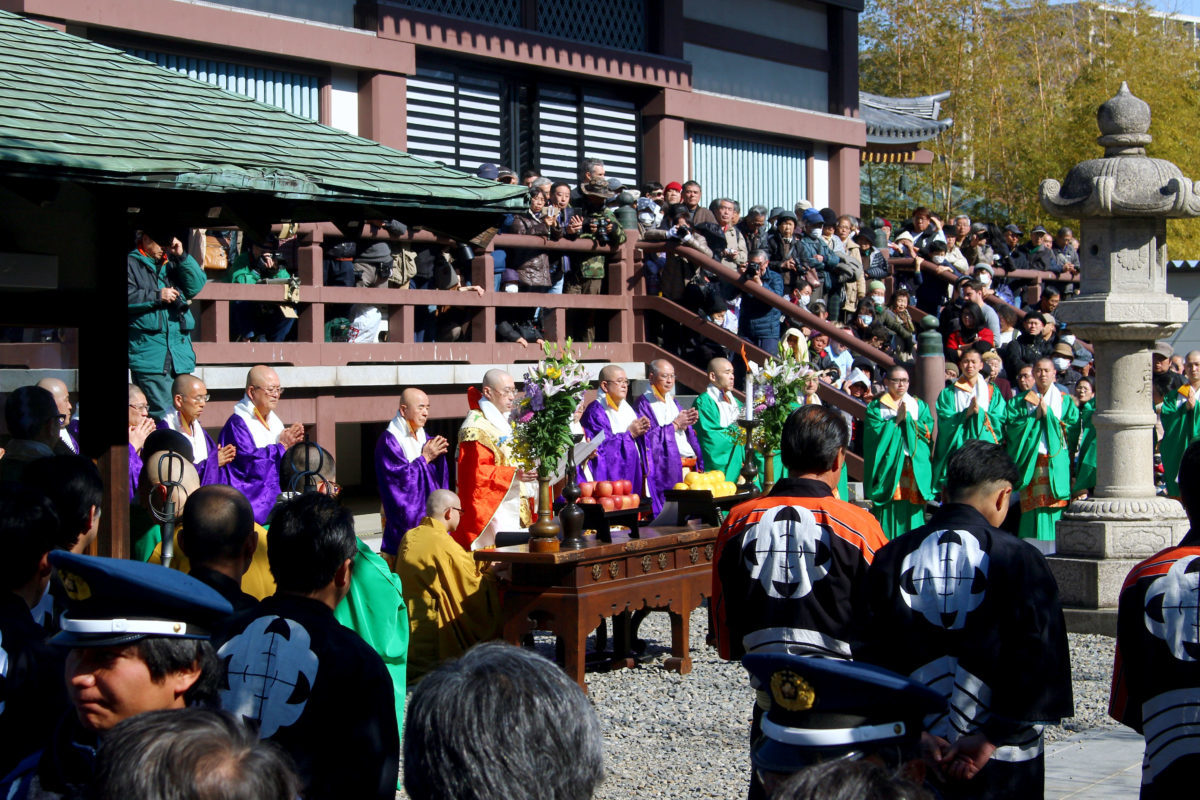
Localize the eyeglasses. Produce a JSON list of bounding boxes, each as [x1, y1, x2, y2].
[[886, 378, 910, 384], [252, 385, 284, 396], [129, 403, 149, 412], [606, 379, 629, 385], [185, 394, 211, 402], [449, 506, 462, 512]]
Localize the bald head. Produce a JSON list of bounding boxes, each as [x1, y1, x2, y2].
[[707, 357, 735, 392], [400, 388, 431, 430], [172, 374, 208, 424], [426, 489, 462, 532], [648, 359, 671, 378], [1186, 351, 1200, 387], [246, 365, 281, 415], [173, 374, 203, 397], [141, 450, 201, 513], [598, 365, 629, 403], [36, 378, 72, 420], [480, 369, 515, 414], [481, 369, 511, 393]]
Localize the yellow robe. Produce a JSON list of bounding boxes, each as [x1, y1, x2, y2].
[[393, 516, 501, 683], [148, 523, 276, 599]]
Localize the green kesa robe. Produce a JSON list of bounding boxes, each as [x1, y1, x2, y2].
[[1006, 387, 1080, 541], [864, 394, 934, 539], [693, 385, 746, 483], [1072, 398, 1097, 496], [1160, 383, 1200, 496], [933, 378, 1007, 492]]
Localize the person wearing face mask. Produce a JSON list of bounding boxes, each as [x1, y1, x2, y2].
[[1071, 377, 1096, 498], [1051, 342, 1082, 393], [973, 262, 1015, 306], [916, 240, 963, 314], [850, 298, 876, 341], [878, 288, 917, 359], [790, 283, 814, 309], [854, 227, 890, 283], [1005, 358, 1080, 545], [827, 328, 855, 385]]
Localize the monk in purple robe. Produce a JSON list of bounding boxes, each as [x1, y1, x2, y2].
[[580, 365, 649, 494], [635, 359, 704, 516], [157, 374, 235, 486], [375, 387, 451, 559], [217, 365, 305, 523]]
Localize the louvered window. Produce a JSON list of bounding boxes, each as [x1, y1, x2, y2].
[[690, 132, 808, 211], [537, 87, 639, 188], [405, 69, 505, 170], [125, 49, 319, 120]]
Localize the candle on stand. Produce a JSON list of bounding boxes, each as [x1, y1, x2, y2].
[[744, 371, 754, 421]]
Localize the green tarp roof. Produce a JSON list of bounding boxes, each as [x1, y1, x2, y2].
[[0, 10, 526, 214]]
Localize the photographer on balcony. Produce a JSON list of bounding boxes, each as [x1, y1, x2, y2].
[[228, 234, 295, 344], [128, 227, 207, 418], [736, 249, 785, 357]]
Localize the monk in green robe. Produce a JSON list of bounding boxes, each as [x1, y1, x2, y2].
[[1071, 377, 1097, 497], [1160, 350, 1200, 497], [1006, 357, 1080, 541], [864, 364, 935, 538], [692, 357, 746, 482], [933, 349, 1007, 492]]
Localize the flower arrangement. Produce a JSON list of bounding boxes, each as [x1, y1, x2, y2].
[[511, 340, 591, 479], [752, 344, 821, 454]]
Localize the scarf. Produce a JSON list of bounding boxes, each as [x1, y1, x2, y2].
[[604, 395, 638, 434], [478, 398, 512, 441], [386, 413, 426, 462], [707, 384, 740, 428], [1027, 383, 1064, 455], [161, 409, 209, 462], [878, 392, 918, 420], [952, 376, 992, 412], [232, 396, 284, 449]]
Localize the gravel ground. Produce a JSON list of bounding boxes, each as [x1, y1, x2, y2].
[[396, 609, 1119, 800]]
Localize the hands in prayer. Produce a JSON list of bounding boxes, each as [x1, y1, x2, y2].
[[673, 408, 698, 430], [217, 443, 237, 467], [627, 416, 651, 438], [422, 435, 449, 462], [966, 396, 978, 417], [128, 418, 156, 453], [279, 422, 305, 449]]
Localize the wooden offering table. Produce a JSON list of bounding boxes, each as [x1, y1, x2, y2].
[[475, 524, 719, 690]]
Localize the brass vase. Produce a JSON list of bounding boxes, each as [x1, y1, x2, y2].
[[528, 474, 561, 552]]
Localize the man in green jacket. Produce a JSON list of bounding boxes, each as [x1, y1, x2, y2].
[[228, 234, 295, 343], [128, 229, 207, 417], [864, 364, 935, 539]]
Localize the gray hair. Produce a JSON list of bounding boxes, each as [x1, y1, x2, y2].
[[404, 642, 604, 800], [749, 249, 770, 263], [95, 708, 300, 800], [580, 158, 604, 177], [953, 214, 971, 226], [749, 204, 768, 218]]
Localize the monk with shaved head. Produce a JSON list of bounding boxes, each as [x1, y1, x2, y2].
[[375, 388, 451, 561], [36, 377, 77, 454], [217, 365, 305, 523], [691, 357, 747, 482], [580, 365, 651, 502], [156, 373, 235, 485], [454, 370, 537, 550]]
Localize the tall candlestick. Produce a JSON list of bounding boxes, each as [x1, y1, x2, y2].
[[744, 372, 754, 421]]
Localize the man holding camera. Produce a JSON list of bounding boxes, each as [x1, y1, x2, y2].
[[737, 250, 785, 356], [228, 234, 295, 343], [128, 227, 208, 418]]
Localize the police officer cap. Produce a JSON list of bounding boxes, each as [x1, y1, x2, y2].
[[48, 552, 233, 648], [742, 653, 945, 775], [801, 208, 824, 226]]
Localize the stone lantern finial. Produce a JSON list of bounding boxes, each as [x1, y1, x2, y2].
[[1096, 81, 1151, 155], [1040, 82, 1199, 218]]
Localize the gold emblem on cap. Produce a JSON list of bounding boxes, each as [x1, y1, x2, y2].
[[59, 570, 92, 601], [173, 623, 182, 633], [770, 669, 815, 711]]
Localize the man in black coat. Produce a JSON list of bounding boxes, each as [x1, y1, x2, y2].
[[861, 441, 1073, 800], [216, 493, 398, 800], [1001, 312, 1054, 382]]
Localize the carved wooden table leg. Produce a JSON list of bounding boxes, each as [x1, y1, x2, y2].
[[663, 607, 693, 674], [561, 611, 587, 691], [608, 610, 636, 670]]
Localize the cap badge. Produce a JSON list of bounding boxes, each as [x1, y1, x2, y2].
[[770, 669, 816, 711], [59, 570, 92, 601]]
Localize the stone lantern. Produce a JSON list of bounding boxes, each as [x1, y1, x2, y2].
[[1039, 82, 1193, 631]]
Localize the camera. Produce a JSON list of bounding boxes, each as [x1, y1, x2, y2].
[[744, 261, 759, 278], [587, 215, 610, 247], [257, 251, 287, 277]]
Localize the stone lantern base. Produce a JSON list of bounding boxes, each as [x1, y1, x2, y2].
[[1047, 496, 1188, 634]]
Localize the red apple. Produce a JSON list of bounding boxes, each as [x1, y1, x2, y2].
[[596, 481, 614, 497], [598, 496, 616, 511], [618, 479, 632, 495], [579, 481, 595, 498], [628, 493, 640, 508], [579, 496, 596, 504]]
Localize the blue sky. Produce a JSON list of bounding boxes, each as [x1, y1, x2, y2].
[[1135, 0, 1199, 15]]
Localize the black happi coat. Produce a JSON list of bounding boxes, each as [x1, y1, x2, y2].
[[1110, 529, 1200, 799], [216, 594, 398, 800], [0, 592, 68, 779], [860, 504, 1073, 800]]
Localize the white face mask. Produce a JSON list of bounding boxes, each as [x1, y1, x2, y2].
[[798, 294, 811, 307], [503, 283, 519, 294], [1053, 358, 1070, 371], [859, 315, 874, 326], [870, 294, 886, 306], [978, 273, 992, 286], [1061, 334, 1076, 345], [933, 256, 946, 265]]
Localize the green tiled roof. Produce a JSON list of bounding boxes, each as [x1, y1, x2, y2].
[[0, 10, 526, 213]]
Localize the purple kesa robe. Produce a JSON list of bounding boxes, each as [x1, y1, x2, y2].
[[580, 397, 646, 494], [375, 420, 450, 555], [634, 391, 705, 516], [156, 413, 221, 486], [128, 442, 142, 503], [217, 401, 286, 525]]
